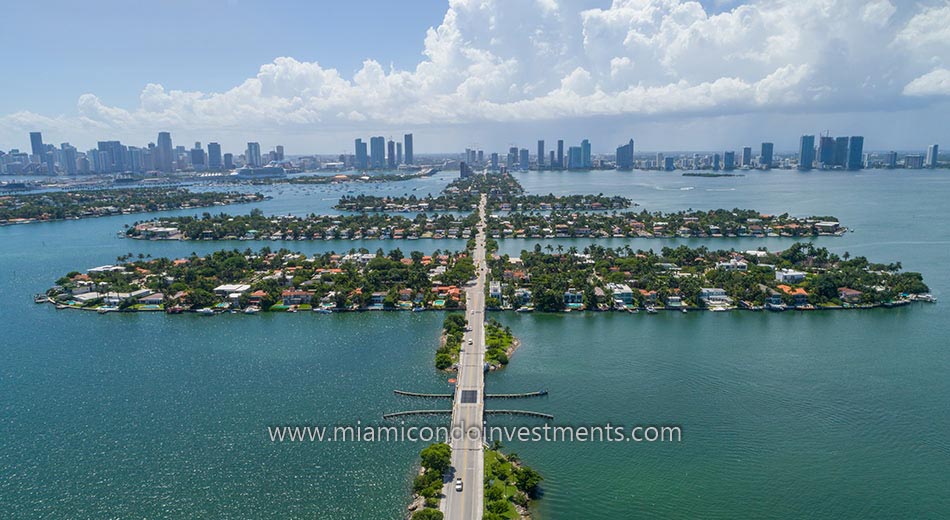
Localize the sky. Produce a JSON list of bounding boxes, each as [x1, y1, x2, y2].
[[1, 0, 948, 154]]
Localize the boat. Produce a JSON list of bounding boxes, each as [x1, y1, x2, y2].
[[196, 308, 215, 316], [166, 305, 184, 314], [97, 306, 119, 314], [313, 308, 332, 314], [646, 306, 658, 314], [710, 306, 730, 312], [244, 306, 261, 314], [915, 293, 937, 303], [55, 304, 68, 310], [682, 308, 688, 313], [411, 307, 426, 313], [34, 294, 48, 304], [765, 303, 787, 312], [515, 306, 534, 313]]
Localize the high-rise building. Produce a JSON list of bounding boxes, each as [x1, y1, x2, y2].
[[369, 136, 385, 169], [926, 144, 939, 168], [519, 148, 529, 170], [45, 151, 56, 175], [818, 136, 836, 167], [97, 141, 127, 173], [833, 136, 849, 167], [798, 135, 815, 171], [190, 143, 206, 170], [404, 134, 413, 165], [60, 143, 78, 175], [723, 151, 736, 171], [207, 142, 222, 170], [664, 157, 675, 171], [156, 132, 174, 172], [275, 145, 284, 162], [395, 142, 402, 165], [537, 140, 545, 167], [355, 139, 368, 169], [656, 153, 664, 170], [246, 142, 262, 167], [548, 151, 555, 167], [846, 136, 864, 170], [477, 150, 484, 164], [459, 161, 474, 178], [490, 152, 499, 171], [30, 132, 44, 163], [760, 142, 774, 170], [581, 139, 591, 168], [387, 139, 396, 168], [616, 139, 634, 170], [567, 146, 583, 169], [223, 153, 234, 170], [713, 153, 721, 171], [884, 151, 898, 169], [741, 146, 752, 167], [905, 155, 924, 169], [556, 140, 564, 168]]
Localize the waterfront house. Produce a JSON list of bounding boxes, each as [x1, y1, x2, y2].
[[564, 289, 583, 305], [699, 288, 731, 306], [489, 281, 502, 301], [638, 289, 658, 305], [838, 287, 863, 303], [281, 289, 313, 306], [138, 293, 164, 305], [514, 288, 532, 306], [778, 285, 809, 307], [775, 269, 806, 284], [607, 283, 634, 305], [214, 284, 251, 297]]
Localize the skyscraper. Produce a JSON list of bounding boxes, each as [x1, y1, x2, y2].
[[616, 139, 634, 170], [370, 136, 385, 169], [30, 132, 44, 162], [798, 135, 815, 171], [760, 142, 774, 170], [156, 132, 174, 172], [581, 139, 591, 168], [396, 142, 403, 165], [404, 134, 413, 165], [537, 140, 545, 167], [713, 153, 721, 171], [387, 139, 396, 168], [97, 141, 127, 173], [567, 146, 583, 169], [246, 142, 262, 167], [207, 142, 222, 170], [45, 152, 56, 175], [846, 136, 864, 170], [490, 152, 499, 171], [519, 148, 529, 170], [223, 153, 234, 170], [275, 145, 284, 162], [833, 137, 849, 167], [557, 140, 564, 169], [60, 143, 78, 175], [926, 144, 939, 168], [355, 139, 368, 169], [190, 142, 206, 170], [723, 151, 736, 171], [459, 161, 474, 178], [818, 136, 836, 167], [885, 151, 898, 169], [741, 146, 752, 168]]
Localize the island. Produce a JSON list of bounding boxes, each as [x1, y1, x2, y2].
[[39, 247, 475, 314], [123, 208, 844, 241], [486, 242, 932, 312], [0, 187, 265, 225], [334, 172, 632, 212]]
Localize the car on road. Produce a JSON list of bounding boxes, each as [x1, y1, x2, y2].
[[455, 478, 463, 492], [468, 339, 473, 345]]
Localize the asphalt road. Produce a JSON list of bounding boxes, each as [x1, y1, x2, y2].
[[442, 194, 488, 520]]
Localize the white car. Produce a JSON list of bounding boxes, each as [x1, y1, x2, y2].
[[455, 478, 463, 492]]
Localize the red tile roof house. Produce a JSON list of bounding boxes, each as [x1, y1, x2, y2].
[[281, 289, 313, 306], [838, 287, 863, 304], [777, 285, 809, 307], [248, 290, 268, 305]]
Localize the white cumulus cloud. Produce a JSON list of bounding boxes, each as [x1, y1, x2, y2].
[[2, 0, 949, 149]]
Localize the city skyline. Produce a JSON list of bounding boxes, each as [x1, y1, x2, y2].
[[1, 0, 948, 152]]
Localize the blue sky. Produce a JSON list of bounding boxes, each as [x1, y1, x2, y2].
[[1, 0, 948, 153]]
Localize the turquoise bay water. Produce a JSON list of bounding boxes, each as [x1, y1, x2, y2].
[[2, 169, 950, 518]]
